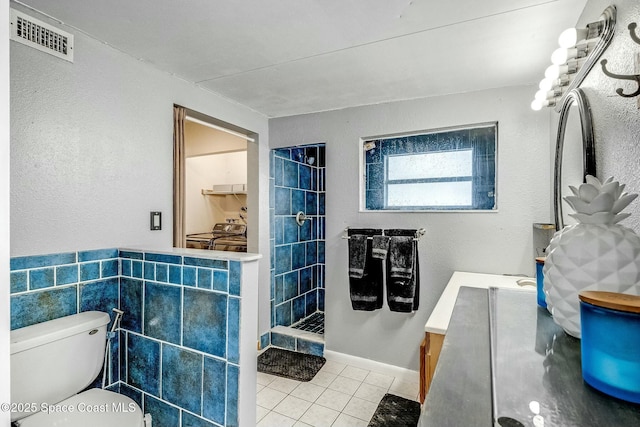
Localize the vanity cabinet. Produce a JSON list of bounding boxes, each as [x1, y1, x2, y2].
[[419, 331, 444, 402], [419, 271, 533, 403]]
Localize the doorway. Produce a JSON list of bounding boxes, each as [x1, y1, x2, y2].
[[174, 106, 255, 252]]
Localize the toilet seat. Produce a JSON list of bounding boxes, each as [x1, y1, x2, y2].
[[17, 388, 144, 427]]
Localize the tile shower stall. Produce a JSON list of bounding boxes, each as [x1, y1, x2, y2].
[[269, 145, 326, 336], [9, 248, 259, 427]]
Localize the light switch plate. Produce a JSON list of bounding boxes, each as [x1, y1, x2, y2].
[[150, 211, 162, 230]]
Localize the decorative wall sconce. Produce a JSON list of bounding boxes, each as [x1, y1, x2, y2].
[[600, 23, 640, 98], [531, 5, 616, 111]]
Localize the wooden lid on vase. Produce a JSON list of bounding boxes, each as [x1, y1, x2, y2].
[[579, 291, 640, 314]]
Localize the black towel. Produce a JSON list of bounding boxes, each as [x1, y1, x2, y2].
[[385, 229, 420, 313], [371, 235, 390, 260], [348, 234, 368, 279], [348, 228, 384, 311], [389, 236, 414, 279]]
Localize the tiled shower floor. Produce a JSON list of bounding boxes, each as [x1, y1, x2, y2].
[[291, 312, 324, 335]]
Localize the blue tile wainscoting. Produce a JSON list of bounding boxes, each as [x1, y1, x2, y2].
[[259, 330, 324, 357], [271, 331, 325, 357], [9, 248, 260, 427], [269, 144, 326, 339]]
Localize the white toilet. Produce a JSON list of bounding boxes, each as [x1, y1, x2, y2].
[[10, 311, 144, 426]]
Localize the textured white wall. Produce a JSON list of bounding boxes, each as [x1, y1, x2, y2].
[[10, 6, 272, 356], [270, 85, 552, 369], [10, 6, 269, 259], [576, 0, 640, 231]]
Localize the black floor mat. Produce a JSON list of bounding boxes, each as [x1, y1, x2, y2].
[[368, 393, 421, 427], [257, 347, 326, 382]]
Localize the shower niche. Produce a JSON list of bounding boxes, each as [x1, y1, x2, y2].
[[269, 143, 326, 349]]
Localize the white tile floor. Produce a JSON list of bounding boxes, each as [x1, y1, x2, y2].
[[256, 359, 420, 426]]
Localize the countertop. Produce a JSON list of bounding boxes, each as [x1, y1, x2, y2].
[[420, 286, 640, 426], [120, 246, 262, 262], [420, 287, 493, 426], [425, 271, 534, 335]]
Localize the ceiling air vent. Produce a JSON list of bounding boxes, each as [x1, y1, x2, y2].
[[10, 9, 74, 62]]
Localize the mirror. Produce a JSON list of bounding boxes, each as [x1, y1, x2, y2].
[[553, 88, 596, 230]]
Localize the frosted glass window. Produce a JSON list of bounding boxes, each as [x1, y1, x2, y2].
[[388, 182, 473, 206], [363, 122, 497, 211], [388, 150, 472, 180]]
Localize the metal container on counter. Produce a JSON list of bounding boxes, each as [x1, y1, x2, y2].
[[535, 257, 546, 309]]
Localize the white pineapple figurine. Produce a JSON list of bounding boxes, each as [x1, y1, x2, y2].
[[543, 175, 640, 338]]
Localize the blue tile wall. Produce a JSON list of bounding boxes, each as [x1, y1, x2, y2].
[[275, 301, 292, 326], [56, 264, 79, 285], [79, 278, 119, 328], [271, 331, 324, 357], [80, 262, 100, 282], [29, 267, 55, 290], [213, 270, 228, 292], [107, 333, 120, 385], [183, 288, 227, 357], [275, 245, 291, 275], [182, 412, 218, 427], [127, 333, 161, 396], [203, 356, 227, 425], [120, 250, 242, 427], [260, 332, 271, 350], [79, 248, 120, 262], [229, 261, 241, 296], [144, 394, 180, 427], [10, 251, 77, 270], [270, 144, 326, 332], [120, 382, 143, 409], [197, 268, 212, 289], [120, 278, 143, 333], [297, 338, 325, 357], [226, 365, 239, 427], [10, 270, 27, 293], [271, 332, 296, 350], [144, 281, 182, 345], [10, 286, 77, 330], [10, 248, 244, 427], [9, 249, 121, 330], [227, 297, 240, 364], [183, 266, 197, 287], [284, 160, 299, 188], [161, 344, 203, 414]]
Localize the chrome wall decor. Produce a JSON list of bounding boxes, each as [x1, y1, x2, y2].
[[600, 23, 640, 98]]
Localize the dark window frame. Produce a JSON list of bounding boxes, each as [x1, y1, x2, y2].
[[363, 122, 497, 211]]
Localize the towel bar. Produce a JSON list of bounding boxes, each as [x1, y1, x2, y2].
[[342, 227, 426, 241]]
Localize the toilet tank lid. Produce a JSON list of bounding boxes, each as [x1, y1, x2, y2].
[[11, 311, 110, 355]]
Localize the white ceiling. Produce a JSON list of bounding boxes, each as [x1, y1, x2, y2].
[[16, 0, 588, 117]]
